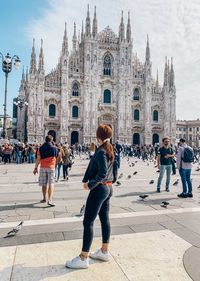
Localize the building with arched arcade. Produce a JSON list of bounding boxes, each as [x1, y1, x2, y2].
[[16, 6, 176, 145]]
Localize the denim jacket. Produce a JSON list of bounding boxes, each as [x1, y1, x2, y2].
[[82, 145, 118, 190]]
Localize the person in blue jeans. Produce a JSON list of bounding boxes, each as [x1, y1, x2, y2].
[[176, 138, 193, 198], [156, 137, 174, 192]]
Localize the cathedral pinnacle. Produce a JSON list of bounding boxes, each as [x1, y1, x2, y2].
[[81, 20, 84, 41], [126, 11, 131, 42], [85, 4, 91, 37], [29, 38, 37, 75], [26, 67, 29, 82], [38, 39, 44, 73], [145, 35, 150, 64], [119, 11, 125, 41], [170, 57, 175, 87], [62, 22, 68, 56], [72, 22, 77, 51], [92, 6, 98, 38], [164, 56, 168, 86], [156, 69, 159, 89]]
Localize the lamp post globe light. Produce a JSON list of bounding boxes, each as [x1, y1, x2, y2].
[[0, 52, 21, 139]]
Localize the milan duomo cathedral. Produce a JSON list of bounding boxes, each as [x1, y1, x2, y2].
[[16, 6, 176, 145]]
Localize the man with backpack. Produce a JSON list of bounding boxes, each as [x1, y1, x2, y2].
[[177, 138, 194, 198]]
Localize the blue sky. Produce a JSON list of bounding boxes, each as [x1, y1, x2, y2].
[[0, 0, 49, 116], [0, 0, 200, 120]]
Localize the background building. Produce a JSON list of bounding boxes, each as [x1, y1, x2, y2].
[[0, 114, 12, 139], [176, 119, 200, 147], [15, 7, 176, 145]]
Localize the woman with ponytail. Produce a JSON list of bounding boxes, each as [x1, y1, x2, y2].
[[66, 124, 118, 269]]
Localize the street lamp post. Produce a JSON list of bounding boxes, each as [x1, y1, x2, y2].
[[0, 52, 21, 139], [14, 97, 28, 142]]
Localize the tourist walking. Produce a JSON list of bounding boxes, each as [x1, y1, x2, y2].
[[55, 145, 63, 182], [66, 124, 118, 269], [177, 138, 194, 198], [115, 140, 123, 168], [33, 135, 58, 207], [156, 137, 174, 192], [62, 145, 71, 181]]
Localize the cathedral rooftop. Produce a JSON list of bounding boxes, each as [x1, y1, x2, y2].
[[98, 26, 118, 44]]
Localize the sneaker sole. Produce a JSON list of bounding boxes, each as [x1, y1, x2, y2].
[[65, 263, 89, 269], [89, 255, 109, 262]]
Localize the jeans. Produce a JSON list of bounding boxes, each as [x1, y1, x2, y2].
[[82, 185, 112, 252], [63, 164, 69, 179], [28, 154, 35, 163], [16, 152, 22, 164], [55, 163, 62, 180], [179, 168, 192, 194], [116, 154, 121, 169], [157, 164, 172, 190]]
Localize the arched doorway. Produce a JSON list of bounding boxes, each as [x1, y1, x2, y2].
[[48, 130, 56, 142], [152, 133, 159, 145], [71, 131, 79, 145], [133, 133, 140, 145]]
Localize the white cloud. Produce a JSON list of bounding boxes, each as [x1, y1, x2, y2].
[[26, 0, 200, 120]]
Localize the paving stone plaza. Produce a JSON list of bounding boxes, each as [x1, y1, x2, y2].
[[0, 156, 200, 280]]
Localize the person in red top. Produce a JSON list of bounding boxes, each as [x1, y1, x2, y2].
[[33, 135, 58, 206]]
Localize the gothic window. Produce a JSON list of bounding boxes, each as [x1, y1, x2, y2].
[[133, 133, 140, 145], [49, 104, 56, 117], [72, 82, 79, 96], [103, 54, 111, 76], [72, 105, 78, 118], [153, 110, 158, 122], [134, 109, 140, 121], [133, 88, 140, 101], [103, 89, 111, 103]]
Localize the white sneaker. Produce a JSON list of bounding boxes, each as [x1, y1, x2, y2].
[[65, 255, 89, 269], [89, 249, 110, 262]]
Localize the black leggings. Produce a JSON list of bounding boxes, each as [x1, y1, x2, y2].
[[82, 185, 112, 252]]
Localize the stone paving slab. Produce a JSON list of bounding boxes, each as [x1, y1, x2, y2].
[[0, 230, 192, 281], [183, 246, 200, 281]]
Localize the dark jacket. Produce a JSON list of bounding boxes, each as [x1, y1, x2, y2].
[[39, 142, 58, 159], [82, 145, 118, 190]]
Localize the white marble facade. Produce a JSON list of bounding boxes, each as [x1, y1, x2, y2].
[[16, 6, 176, 145]]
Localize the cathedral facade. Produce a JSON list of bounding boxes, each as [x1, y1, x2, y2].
[[16, 6, 176, 145]]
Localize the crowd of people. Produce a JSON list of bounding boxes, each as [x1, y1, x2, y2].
[[0, 128, 199, 269]]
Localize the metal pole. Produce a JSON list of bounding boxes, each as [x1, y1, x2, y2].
[[3, 72, 8, 139]]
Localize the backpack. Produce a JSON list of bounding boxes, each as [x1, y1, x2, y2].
[[182, 147, 194, 163]]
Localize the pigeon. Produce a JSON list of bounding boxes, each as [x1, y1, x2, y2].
[[133, 171, 138, 175], [196, 167, 200, 171], [197, 185, 200, 189], [131, 163, 135, 167], [129, 165, 132, 167], [139, 194, 149, 201], [149, 180, 154, 184], [4, 221, 23, 238], [116, 181, 121, 186], [79, 205, 85, 216], [127, 175, 132, 179], [118, 173, 123, 179], [3, 170, 8, 175], [161, 201, 169, 208], [135, 161, 138, 163], [173, 179, 179, 186]]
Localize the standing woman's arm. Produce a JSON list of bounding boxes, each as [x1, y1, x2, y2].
[[88, 150, 108, 190]]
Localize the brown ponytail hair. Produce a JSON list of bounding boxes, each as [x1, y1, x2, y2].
[[96, 124, 114, 162]]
